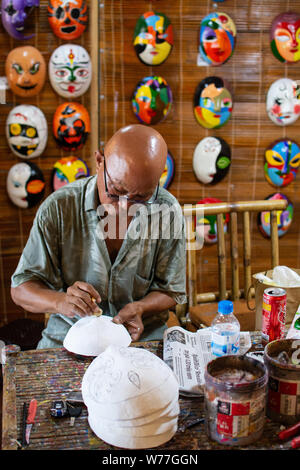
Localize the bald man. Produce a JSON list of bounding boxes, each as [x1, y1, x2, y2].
[[11, 125, 186, 348]]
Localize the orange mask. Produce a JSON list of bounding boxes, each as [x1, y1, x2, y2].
[[5, 46, 46, 98], [48, 0, 88, 40], [53, 102, 90, 151]]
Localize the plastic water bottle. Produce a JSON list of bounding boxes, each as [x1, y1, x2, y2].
[[211, 300, 240, 357]]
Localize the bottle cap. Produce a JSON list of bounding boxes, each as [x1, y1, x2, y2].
[[218, 300, 233, 315]]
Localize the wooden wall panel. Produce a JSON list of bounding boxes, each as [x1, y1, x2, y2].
[[0, 1, 93, 325], [100, 0, 300, 299]]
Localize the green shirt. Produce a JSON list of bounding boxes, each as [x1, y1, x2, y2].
[[11, 176, 187, 345]]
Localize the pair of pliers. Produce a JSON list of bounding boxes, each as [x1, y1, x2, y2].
[[278, 421, 300, 449]]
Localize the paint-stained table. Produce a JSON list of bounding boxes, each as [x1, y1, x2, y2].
[[1, 333, 294, 450]]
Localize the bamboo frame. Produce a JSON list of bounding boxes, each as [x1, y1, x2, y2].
[[184, 199, 288, 313], [89, 0, 100, 174]]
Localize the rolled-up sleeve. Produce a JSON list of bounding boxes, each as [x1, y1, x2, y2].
[[149, 204, 187, 304], [11, 205, 63, 291]]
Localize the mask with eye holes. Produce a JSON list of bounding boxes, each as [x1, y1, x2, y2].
[[6, 105, 48, 159], [5, 46, 46, 98], [48, 0, 88, 40], [1, 0, 40, 40], [53, 102, 90, 151], [49, 44, 92, 98]]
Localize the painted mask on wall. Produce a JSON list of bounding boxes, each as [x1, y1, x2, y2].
[[52, 156, 89, 191], [5, 46, 46, 98], [193, 136, 231, 185], [7, 161, 45, 209], [258, 193, 293, 238], [270, 12, 300, 63], [53, 102, 90, 151], [159, 151, 175, 189], [48, 0, 88, 40], [195, 197, 229, 245], [133, 11, 173, 66], [6, 105, 48, 159], [1, 0, 39, 40], [199, 12, 236, 66], [49, 44, 92, 98], [194, 76, 232, 129], [132, 76, 172, 125], [264, 139, 300, 187], [266, 78, 300, 126]]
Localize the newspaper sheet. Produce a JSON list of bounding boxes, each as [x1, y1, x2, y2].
[[163, 327, 252, 397]]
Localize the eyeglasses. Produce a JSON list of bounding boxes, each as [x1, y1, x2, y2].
[[103, 156, 159, 205]]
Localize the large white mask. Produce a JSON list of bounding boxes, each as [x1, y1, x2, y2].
[[266, 78, 300, 126], [193, 136, 231, 184], [7, 161, 45, 209], [49, 44, 92, 98], [6, 105, 48, 159]]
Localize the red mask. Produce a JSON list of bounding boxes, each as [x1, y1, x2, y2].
[[48, 0, 88, 40], [53, 102, 90, 151]]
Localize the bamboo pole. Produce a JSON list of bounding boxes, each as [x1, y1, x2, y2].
[[217, 213, 226, 300], [196, 287, 255, 303], [230, 212, 240, 300], [270, 209, 279, 268], [185, 215, 198, 307], [89, 0, 100, 174], [183, 199, 287, 217], [243, 211, 251, 301]]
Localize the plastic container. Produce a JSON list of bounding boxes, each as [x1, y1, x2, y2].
[[211, 300, 240, 358], [204, 355, 268, 446], [264, 339, 300, 425]]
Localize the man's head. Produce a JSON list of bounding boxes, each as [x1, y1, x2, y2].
[[95, 124, 168, 205]]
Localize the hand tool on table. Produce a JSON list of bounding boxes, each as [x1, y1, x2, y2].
[[25, 399, 37, 445], [278, 421, 300, 449], [21, 402, 28, 447], [67, 402, 82, 426]]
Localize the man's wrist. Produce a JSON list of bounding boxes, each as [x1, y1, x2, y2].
[[133, 301, 145, 317]]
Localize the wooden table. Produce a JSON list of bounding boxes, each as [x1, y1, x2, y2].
[[1, 334, 294, 451]]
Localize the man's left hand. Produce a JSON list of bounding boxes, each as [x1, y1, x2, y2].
[[113, 302, 144, 342]]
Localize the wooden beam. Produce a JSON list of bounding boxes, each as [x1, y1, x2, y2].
[[89, 0, 99, 174]]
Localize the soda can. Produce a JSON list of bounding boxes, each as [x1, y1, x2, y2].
[[262, 287, 287, 344]]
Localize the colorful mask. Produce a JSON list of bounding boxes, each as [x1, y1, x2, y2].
[[266, 78, 300, 126], [193, 136, 231, 185], [258, 193, 293, 238], [52, 156, 89, 191], [159, 151, 175, 189], [1, 0, 39, 40], [53, 102, 90, 151], [49, 44, 92, 98], [270, 12, 300, 63], [6, 105, 48, 160], [5, 46, 46, 98], [132, 76, 172, 125], [199, 12, 236, 66], [196, 198, 229, 245], [264, 139, 300, 188], [133, 11, 173, 66], [194, 76, 232, 129], [48, 0, 88, 40], [7, 161, 45, 209]]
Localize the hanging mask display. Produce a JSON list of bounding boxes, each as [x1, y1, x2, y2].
[[133, 11, 173, 66], [194, 76, 232, 129], [270, 12, 300, 63], [195, 197, 229, 245], [5, 46, 46, 98], [264, 139, 300, 188], [51, 156, 89, 191], [266, 78, 300, 126], [49, 44, 92, 99], [7, 161, 45, 209], [159, 151, 175, 189], [53, 102, 90, 151], [1, 0, 39, 40], [132, 76, 172, 125], [258, 193, 293, 238], [48, 0, 88, 40], [6, 105, 48, 160], [193, 136, 231, 185], [199, 12, 236, 66]]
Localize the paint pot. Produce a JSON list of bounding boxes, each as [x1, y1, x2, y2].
[[264, 339, 300, 425], [204, 355, 268, 446]]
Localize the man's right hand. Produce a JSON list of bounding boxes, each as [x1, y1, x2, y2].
[[56, 281, 102, 318]]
